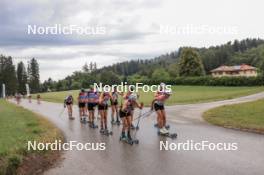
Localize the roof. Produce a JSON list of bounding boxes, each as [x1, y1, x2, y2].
[[210, 64, 256, 73]]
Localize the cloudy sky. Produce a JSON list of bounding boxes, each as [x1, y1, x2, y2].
[[1, 0, 263, 81]]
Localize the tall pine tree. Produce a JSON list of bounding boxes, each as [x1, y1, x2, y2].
[[0, 55, 17, 95], [17, 61, 28, 94], [28, 58, 40, 93]]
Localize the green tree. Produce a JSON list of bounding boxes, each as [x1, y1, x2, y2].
[[0, 55, 17, 95], [17, 61, 28, 94], [178, 48, 205, 77], [28, 58, 40, 93], [151, 68, 170, 82], [100, 71, 121, 85], [168, 63, 179, 77], [83, 62, 89, 72]]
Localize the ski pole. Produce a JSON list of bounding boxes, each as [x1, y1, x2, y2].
[[59, 107, 65, 118]]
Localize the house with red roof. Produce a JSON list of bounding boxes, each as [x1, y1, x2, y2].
[[210, 64, 257, 77]]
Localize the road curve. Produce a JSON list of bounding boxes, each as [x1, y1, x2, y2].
[[15, 92, 264, 175]]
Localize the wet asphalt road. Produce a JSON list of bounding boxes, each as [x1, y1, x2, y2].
[[15, 92, 264, 175]]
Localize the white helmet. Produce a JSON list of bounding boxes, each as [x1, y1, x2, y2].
[[160, 82, 166, 87], [164, 89, 172, 95], [129, 93, 137, 101]]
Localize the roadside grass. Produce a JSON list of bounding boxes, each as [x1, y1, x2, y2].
[[0, 100, 63, 174], [33, 86, 264, 106], [203, 99, 264, 134]]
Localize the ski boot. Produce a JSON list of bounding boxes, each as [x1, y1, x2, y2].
[[130, 124, 136, 130], [89, 122, 98, 129], [116, 120, 121, 125], [100, 128, 105, 133], [119, 132, 127, 141], [154, 123, 170, 129], [111, 119, 116, 125], [157, 128, 177, 139], [101, 128, 113, 136]]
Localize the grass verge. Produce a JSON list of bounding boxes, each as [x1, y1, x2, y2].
[[203, 99, 264, 134], [0, 100, 64, 174], [33, 86, 264, 106]]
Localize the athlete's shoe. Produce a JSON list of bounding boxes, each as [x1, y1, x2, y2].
[[159, 128, 168, 134], [100, 128, 104, 133], [104, 129, 109, 133], [121, 133, 127, 140], [111, 120, 116, 124], [131, 124, 135, 129], [162, 127, 169, 134], [116, 120, 121, 125]]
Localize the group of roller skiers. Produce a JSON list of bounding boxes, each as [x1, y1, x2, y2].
[[63, 83, 172, 142], [14, 93, 40, 105]]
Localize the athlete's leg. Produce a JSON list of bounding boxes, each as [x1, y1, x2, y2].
[[111, 105, 115, 122], [156, 110, 163, 129], [104, 110, 108, 130], [130, 110, 135, 128], [115, 105, 120, 122], [161, 109, 166, 128], [99, 110, 104, 129], [121, 117, 127, 139], [127, 116, 132, 140], [67, 105, 71, 117]]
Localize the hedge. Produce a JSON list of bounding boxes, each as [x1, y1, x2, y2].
[[128, 76, 264, 86]]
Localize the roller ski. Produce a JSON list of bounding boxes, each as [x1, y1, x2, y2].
[[68, 113, 74, 120], [116, 120, 121, 125], [157, 129, 177, 139], [89, 123, 98, 129], [80, 117, 88, 124], [154, 123, 170, 129], [100, 128, 113, 136], [130, 124, 136, 130], [119, 134, 139, 145], [111, 119, 116, 125]]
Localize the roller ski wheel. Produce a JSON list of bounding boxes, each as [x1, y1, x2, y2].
[[123, 138, 139, 145], [100, 128, 105, 133], [133, 139, 139, 144], [130, 124, 136, 130], [154, 123, 170, 130], [89, 124, 98, 129], [127, 139, 134, 145], [80, 119, 87, 124], [69, 117, 75, 120], [116, 120, 121, 125], [157, 131, 177, 139], [102, 129, 113, 136]]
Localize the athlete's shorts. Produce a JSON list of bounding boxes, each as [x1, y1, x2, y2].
[[88, 103, 97, 111], [110, 100, 118, 106], [154, 103, 164, 111], [79, 102, 86, 108], [66, 102, 72, 106], [98, 104, 108, 110], [119, 110, 131, 118]]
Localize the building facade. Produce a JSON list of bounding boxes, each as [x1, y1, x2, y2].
[[211, 64, 257, 77]]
